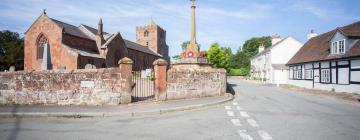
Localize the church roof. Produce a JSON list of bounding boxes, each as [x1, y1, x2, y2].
[[124, 39, 162, 57], [47, 17, 162, 57], [287, 21, 360, 65], [50, 18, 93, 40]]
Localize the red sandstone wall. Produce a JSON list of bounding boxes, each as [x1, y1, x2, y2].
[[166, 65, 227, 100], [0, 67, 132, 106]]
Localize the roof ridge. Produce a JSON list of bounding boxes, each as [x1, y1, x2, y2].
[[50, 18, 78, 28]]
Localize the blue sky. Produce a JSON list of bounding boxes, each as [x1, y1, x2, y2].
[[0, 0, 359, 57]]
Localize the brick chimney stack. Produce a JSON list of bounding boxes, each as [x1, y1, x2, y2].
[[258, 43, 265, 53], [96, 18, 105, 48], [307, 29, 318, 40], [271, 34, 281, 45]]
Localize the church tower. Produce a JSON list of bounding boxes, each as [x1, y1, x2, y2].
[[136, 21, 169, 61]]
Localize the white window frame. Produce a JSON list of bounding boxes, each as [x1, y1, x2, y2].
[[339, 39, 345, 54], [321, 69, 330, 83], [331, 39, 346, 54], [332, 41, 337, 54], [305, 69, 313, 80]]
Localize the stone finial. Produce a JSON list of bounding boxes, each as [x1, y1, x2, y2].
[[153, 59, 168, 66], [98, 18, 103, 35], [43, 9, 46, 15], [96, 18, 105, 48], [118, 57, 133, 64]]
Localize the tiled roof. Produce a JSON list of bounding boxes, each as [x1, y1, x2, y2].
[[287, 21, 360, 65], [48, 17, 162, 57], [124, 39, 162, 57], [253, 37, 286, 58], [252, 36, 296, 59], [50, 18, 92, 40], [63, 44, 105, 59]]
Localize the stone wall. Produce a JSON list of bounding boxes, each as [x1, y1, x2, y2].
[[164, 64, 227, 100], [0, 58, 133, 106]]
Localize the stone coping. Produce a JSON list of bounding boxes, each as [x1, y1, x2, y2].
[[171, 57, 209, 65]]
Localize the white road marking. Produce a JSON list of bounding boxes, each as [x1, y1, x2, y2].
[[227, 111, 235, 117], [237, 129, 254, 140], [233, 102, 238, 105], [236, 106, 243, 110], [247, 119, 259, 127], [231, 119, 242, 126], [240, 111, 250, 118], [258, 130, 274, 140], [225, 106, 232, 110]]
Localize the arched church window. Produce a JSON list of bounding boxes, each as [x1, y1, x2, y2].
[[36, 34, 48, 59], [144, 30, 149, 37]]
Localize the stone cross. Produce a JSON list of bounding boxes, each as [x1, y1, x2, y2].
[[186, 0, 200, 56]]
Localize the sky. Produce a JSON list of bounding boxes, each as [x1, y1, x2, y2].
[[0, 0, 359, 57]]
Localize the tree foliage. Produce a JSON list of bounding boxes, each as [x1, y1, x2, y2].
[[181, 41, 190, 51], [181, 41, 201, 51], [242, 36, 271, 57], [228, 36, 271, 75], [0, 30, 24, 71], [207, 42, 231, 70]]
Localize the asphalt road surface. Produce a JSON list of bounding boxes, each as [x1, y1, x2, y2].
[[1, 78, 360, 140]]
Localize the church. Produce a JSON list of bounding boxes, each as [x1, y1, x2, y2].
[[24, 10, 169, 71]]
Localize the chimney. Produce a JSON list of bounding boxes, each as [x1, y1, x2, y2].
[[96, 18, 105, 48], [307, 29, 318, 40], [258, 43, 265, 53], [271, 34, 281, 45]]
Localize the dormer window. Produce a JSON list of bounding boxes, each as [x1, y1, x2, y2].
[[331, 39, 346, 54]]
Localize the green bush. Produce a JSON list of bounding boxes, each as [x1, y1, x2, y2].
[[229, 68, 249, 76]]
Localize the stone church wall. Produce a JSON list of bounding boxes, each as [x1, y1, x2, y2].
[[0, 61, 133, 106], [165, 64, 227, 100]]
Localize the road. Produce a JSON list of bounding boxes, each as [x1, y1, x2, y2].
[[0, 78, 360, 140]]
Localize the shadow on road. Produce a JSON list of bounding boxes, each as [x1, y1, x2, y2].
[[227, 83, 236, 96], [7, 105, 21, 140]]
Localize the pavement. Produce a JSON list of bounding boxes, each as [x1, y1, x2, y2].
[[0, 95, 234, 118], [1, 78, 360, 140]]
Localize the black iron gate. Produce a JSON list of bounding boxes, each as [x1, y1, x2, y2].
[[132, 68, 155, 102]]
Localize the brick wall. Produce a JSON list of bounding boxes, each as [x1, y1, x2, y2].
[[0, 59, 133, 106], [165, 64, 227, 100]]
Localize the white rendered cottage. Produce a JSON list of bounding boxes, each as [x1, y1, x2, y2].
[[287, 21, 360, 93], [250, 35, 303, 84]]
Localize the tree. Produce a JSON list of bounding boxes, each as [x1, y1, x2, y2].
[[0, 30, 24, 71], [181, 41, 190, 51], [228, 36, 271, 75], [207, 42, 231, 70], [172, 55, 181, 60], [242, 36, 271, 57], [181, 41, 201, 51]]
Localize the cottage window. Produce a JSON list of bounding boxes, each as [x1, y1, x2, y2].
[[331, 39, 346, 54], [36, 34, 48, 59], [305, 69, 313, 80], [332, 42, 337, 54], [293, 66, 302, 80], [339, 40, 345, 54], [321, 69, 330, 83]]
